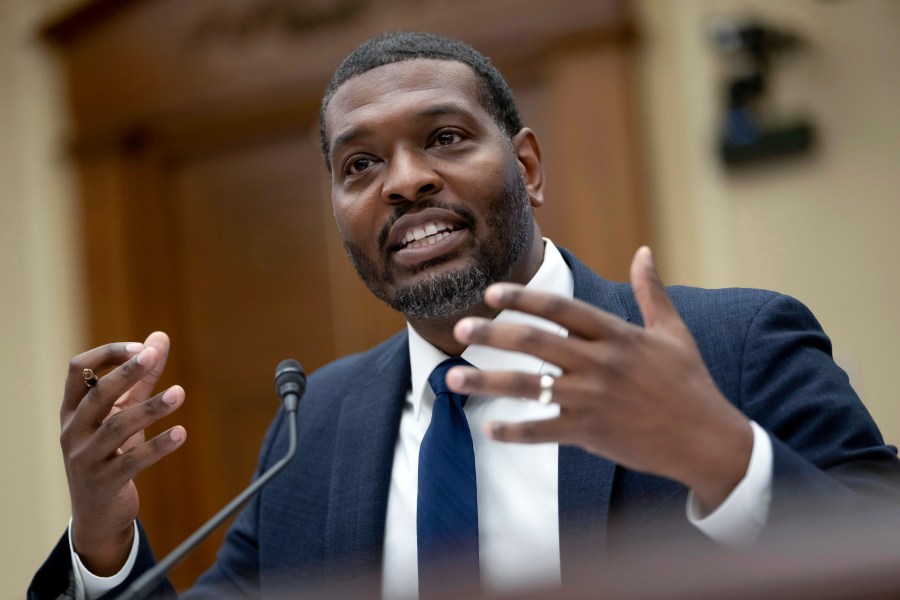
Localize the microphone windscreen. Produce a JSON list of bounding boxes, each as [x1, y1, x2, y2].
[[274, 359, 306, 400]]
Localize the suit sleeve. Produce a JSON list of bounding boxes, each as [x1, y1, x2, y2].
[[737, 293, 900, 520], [28, 521, 175, 600]]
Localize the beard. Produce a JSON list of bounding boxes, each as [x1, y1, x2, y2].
[[342, 168, 532, 321]]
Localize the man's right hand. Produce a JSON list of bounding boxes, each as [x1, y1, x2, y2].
[[60, 331, 186, 576]]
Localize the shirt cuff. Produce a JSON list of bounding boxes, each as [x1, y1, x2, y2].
[[686, 420, 773, 548], [68, 518, 140, 600]]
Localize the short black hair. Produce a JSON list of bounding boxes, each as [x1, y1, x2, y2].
[[319, 31, 523, 169]]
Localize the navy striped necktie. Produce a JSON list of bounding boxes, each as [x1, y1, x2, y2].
[[417, 357, 480, 598]]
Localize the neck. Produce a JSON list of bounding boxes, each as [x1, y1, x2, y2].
[[408, 228, 545, 356], [407, 303, 499, 357]]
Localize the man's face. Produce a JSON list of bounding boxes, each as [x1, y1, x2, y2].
[[324, 59, 539, 320]]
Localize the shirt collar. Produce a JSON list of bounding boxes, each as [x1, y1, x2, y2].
[[407, 238, 574, 419]]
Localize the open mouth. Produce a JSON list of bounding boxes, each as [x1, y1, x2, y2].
[[399, 221, 465, 250]]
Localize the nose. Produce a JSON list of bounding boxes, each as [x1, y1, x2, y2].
[[381, 148, 442, 204]]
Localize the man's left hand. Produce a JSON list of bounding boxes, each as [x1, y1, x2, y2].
[[448, 246, 753, 511]]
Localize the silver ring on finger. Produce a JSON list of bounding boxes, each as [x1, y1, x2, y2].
[[537, 374, 556, 405]]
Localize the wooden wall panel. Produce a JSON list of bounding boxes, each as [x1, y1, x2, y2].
[[160, 132, 341, 580], [540, 43, 649, 282]]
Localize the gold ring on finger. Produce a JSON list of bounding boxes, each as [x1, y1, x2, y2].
[[83, 368, 99, 388]]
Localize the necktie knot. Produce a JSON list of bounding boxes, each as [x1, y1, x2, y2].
[[428, 357, 471, 407]]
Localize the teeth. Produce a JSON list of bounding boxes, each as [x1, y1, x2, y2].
[[402, 222, 452, 248], [405, 230, 450, 249]]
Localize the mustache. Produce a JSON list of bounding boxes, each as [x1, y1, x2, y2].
[[377, 199, 477, 251]]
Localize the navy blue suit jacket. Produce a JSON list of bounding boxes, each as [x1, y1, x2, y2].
[[29, 248, 900, 598]]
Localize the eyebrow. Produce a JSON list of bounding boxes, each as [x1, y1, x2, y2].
[[418, 102, 472, 119], [330, 102, 475, 161], [331, 129, 365, 161]]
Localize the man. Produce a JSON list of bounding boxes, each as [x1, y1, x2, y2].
[[30, 32, 900, 599]]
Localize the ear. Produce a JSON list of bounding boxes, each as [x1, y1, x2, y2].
[[511, 128, 545, 208]]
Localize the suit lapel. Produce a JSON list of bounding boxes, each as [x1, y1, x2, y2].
[[324, 332, 410, 579], [556, 247, 634, 579]]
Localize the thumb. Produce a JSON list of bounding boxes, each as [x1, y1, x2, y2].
[[630, 246, 678, 329]]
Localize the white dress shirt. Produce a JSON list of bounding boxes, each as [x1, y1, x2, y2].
[[73, 239, 772, 600], [381, 240, 571, 599]]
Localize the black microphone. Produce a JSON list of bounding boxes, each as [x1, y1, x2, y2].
[[118, 360, 306, 600], [274, 358, 305, 412]]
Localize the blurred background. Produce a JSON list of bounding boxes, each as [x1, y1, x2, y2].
[[2, 0, 898, 595]]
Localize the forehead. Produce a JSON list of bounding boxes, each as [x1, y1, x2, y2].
[[324, 59, 487, 144]]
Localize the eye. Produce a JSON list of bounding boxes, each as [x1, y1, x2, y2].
[[433, 130, 463, 146], [345, 156, 375, 176]]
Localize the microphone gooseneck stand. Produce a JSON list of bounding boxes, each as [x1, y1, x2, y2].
[[117, 359, 306, 600]]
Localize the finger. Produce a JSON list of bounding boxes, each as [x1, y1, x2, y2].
[[102, 425, 187, 483], [63, 342, 145, 417], [117, 332, 171, 408], [630, 246, 678, 329], [447, 367, 569, 404], [89, 386, 185, 460], [485, 416, 568, 445], [481, 284, 632, 341], [74, 347, 160, 428], [453, 318, 588, 370]]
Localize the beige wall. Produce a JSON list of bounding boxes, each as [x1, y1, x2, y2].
[[636, 0, 900, 445], [0, 0, 83, 594]]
